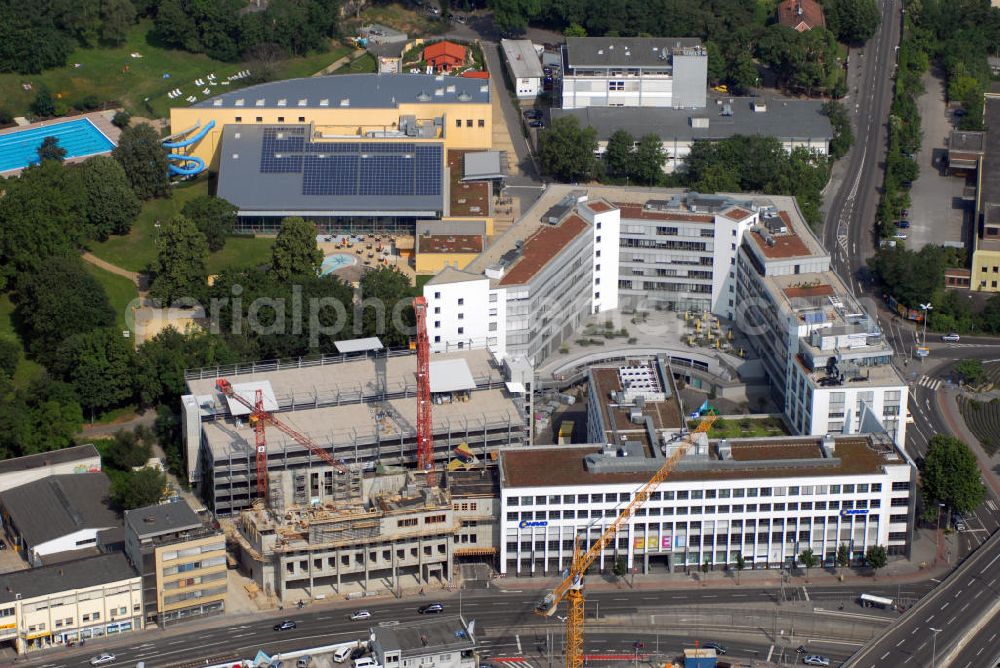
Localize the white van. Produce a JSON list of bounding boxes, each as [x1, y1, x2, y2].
[[334, 646, 355, 663], [354, 658, 381, 668]]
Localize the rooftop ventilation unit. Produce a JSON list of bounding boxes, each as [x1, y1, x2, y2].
[[457, 92, 472, 102], [417, 91, 431, 102], [446, 84, 456, 93], [235, 99, 245, 106], [255, 99, 265, 106], [340, 98, 350, 107], [320, 99, 329, 106], [298, 99, 308, 107], [277, 99, 287, 107]]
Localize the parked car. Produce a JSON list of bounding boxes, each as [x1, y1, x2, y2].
[[529, 120, 545, 128], [543, 66, 552, 75], [953, 514, 967, 531], [418, 602, 444, 614], [297, 656, 313, 668], [802, 657, 830, 667], [901, 180, 913, 189], [893, 232, 908, 240], [523, 109, 542, 119], [900, 208, 910, 217], [906, 409, 914, 424], [90, 654, 117, 666], [703, 642, 727, 655], [350, 647, 368, 661], [274, 620, 297, 631], [353, 659, 382, 668], [941, 333, 961, 342], [896, 220, 910, 228], [351, 610, 372, 621], [453, 14, 466, 23]]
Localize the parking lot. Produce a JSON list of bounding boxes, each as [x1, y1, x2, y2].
[[904, 69, 973, 250]]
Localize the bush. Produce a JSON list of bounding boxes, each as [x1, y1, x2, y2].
[[111, 110, 132, 129], [0, 108, 12, 126], [77, 95, 101, 111]]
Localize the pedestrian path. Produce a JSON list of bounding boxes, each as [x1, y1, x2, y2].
[[916, 375, 943, 390]]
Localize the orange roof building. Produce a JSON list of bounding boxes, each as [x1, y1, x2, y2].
[[777, 0, 826, 32], [423, 41, 466, 72]]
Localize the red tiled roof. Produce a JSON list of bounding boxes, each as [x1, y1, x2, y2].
[[586, 200, 615, 213], [617, 204, 714, 224], [777, 0, 825, 31], [423, 41, 466, 64], [499, 214, 589, 286]]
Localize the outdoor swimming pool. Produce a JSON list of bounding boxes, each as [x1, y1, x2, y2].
[[0, 118, 116, 173], [321, 253, 358, 275]]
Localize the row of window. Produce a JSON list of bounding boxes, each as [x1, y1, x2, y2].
[[161, 542, 225, 561], [505, 531, 883, 551], [506, 483, 894, 506], [506, 500, 896, 521], [454, 118, 487, 128], [283, 544, 449, 573]]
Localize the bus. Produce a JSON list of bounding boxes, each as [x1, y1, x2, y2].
[[858, 593, 894, 609]]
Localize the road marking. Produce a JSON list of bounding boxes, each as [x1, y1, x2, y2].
[[703, 595, 717, 599], [896, 639, 905, 647], [947, 615, 956, 625], [974, 590, 983, 599], [926, 615, 935, 622], [955, 590, 963, 597], [233, 632, 255, 638], [941, 602, 949, 610], [515, 635, 522, 654], [960, 603, 970, 612], [880, 651, 891, 659], [612, 598, 627, 601], [988, 499, 998, 512]]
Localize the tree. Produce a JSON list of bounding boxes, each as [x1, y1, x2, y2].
[[112, 122, 169, 200], [181, 195, 237, 252], [0, 337, 20, 379], [150, 215, 209, 306], [111, 466, 167, 509], [492, 0, 540, 35], [612, 556, 628, 579], [869, 245, 949, 308], [734, 551, 746, 585], [827, 0, 881, 44], [100, 0, 136, 45], [30, 87, 56, 117], [632, 134, 667, 185], [80, 155, 142, 240], [604, 130, 634, 179], [798, 548, 819, 582], [105, 428, 153, 470], [921, 434, 986, 515], [864, 545, 888, 578], [955, 359, 985, 386], [270, 217, 323, 280], [37, 136, 67, 163], [836, 543, 850, 576], [0, 6, 75, 74], [135, 328, 240, 405], [358, 266, 415, 347], [563, 22, 586, 37], [822, 100, 854, 160], [14, 257, 116, 357], [52, 327, 136, 415], [538, 116, 598, 183], [0, 375, 83, 458], [111, 110, 131, 129]]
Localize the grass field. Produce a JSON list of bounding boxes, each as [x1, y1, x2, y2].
[[0, 21, 351, 120], [206, 236, 274, 274], [336, 53, 377, 74], [0, 294, 45, 388], [83, 263, 139, 333], [686, 415, 789, 439]]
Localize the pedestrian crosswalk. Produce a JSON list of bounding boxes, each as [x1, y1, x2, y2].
[[491, 659, 535, 668], [916, 376, 942, 390], [987, 499, 998, 513]]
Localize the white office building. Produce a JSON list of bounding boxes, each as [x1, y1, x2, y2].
[[560, 37, 707, 110], [501, 39, 544, 100]]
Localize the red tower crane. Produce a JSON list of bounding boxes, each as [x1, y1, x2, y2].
[[216, 379, 350, 499], [413, 296, 435, 487]]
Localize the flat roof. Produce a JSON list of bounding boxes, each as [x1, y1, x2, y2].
[[417, 233, 483, 254], [499, 213, 590, 286], [125, 501, 202, 539], [950, 130, 985, 154], [618, 204, 714, 224], [0, 553, 136, 604], [224, 380, 279, 416], [553, 98, 832, 143], [590, 365, 684, 441], [194, 74, 489, 110], [217, 125, 445, 217], [429, 358, 476, 393], [501, 39, 544, 79], [0, 444, 100, 478], [0, 474, 119, 547], [448, 150, 490, 217], [447, 468, 498, 497], [463, 151, 503, 180], [374, 616, 474, 654], [501, 435, 903, 488], [336, 337, 385, 354], [747, 212, 821, 260], [979, 97, 1000, 251], [564, 37, 703, 69]]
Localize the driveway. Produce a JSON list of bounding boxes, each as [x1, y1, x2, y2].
[[905, 68, 972, 251]]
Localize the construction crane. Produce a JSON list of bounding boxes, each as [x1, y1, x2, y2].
[[412, 296, 436, 487], [216, 379, 350, 499], [535, 414, 718, 668]]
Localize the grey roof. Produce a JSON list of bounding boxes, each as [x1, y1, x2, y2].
[[0, 473, 119, 547], [425, 266, 486, 286], [0, 553, 137, 604], [374, 616, 474, 655], [194, 74, 489, 110], [463, 151, 503, 180], [950, 130, 985, 154], [553, 97, 833, 143], [124, 501, 202, 539], [217, 125, 445, 217], [368, 41, 409, 59], [564, 37, 703, 69], [501, 39, 544, 79], [0, 444, 100, 478], [983, 97, 1000, 207]]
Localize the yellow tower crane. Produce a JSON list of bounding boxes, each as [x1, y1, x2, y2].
[[533, 413, 718, 668]]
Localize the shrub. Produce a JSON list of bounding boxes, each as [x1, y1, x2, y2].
[[112, 110, 132, 129]]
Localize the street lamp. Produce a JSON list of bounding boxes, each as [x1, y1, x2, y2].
[[930, 627, 943, 668], [919, 302, 932, 345]]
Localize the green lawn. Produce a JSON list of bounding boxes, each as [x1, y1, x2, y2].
[[0, 294, 45, 388], [87, 178, 209, 272], [686, 416, 789, 439], [336, 53, 377, 74], [0, 20, 351, 119], [83, 263, 139, 333], [206, 236, 275, 274]]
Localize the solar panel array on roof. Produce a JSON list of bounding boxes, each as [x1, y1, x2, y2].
[[257, 130, 443, 199]]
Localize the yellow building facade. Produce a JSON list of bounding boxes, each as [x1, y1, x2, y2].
[[168, 74, 493, 172], [155, 533, 227, 622]]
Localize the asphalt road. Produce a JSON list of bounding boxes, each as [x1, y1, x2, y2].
[[845, 531, 1000, 668], [947, 605, 1000, 668], [21, 582, 932, 668]]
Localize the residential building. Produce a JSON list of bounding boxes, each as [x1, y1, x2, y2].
[[369, 616, 476, 668], [0, 553, 142, 654], [501, 39, 544, 100], [0, 474, 121, 567], [736, 204, 908, 445], [424, 41, 466, 72], [181, 347, 527, 513], [498, 432, 917, 575], [970, 93, 1000, 292], [124, 502, 226, 626], [777, 0, 826, 32], [552, 96, 833, 173], [231, 472, 456, 598], [561, 37, 707, 110], [0, 444, 100, 493]]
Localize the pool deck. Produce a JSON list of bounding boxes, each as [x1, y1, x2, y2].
[[0, 110, 122, 176]]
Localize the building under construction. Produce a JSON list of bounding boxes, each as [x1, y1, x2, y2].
[[181, 346, 527, 516], [231, 471, 456, 599]]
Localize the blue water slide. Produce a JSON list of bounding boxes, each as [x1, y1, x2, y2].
[[162, 119, 216, 149], [167, 154, 205, 176]]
